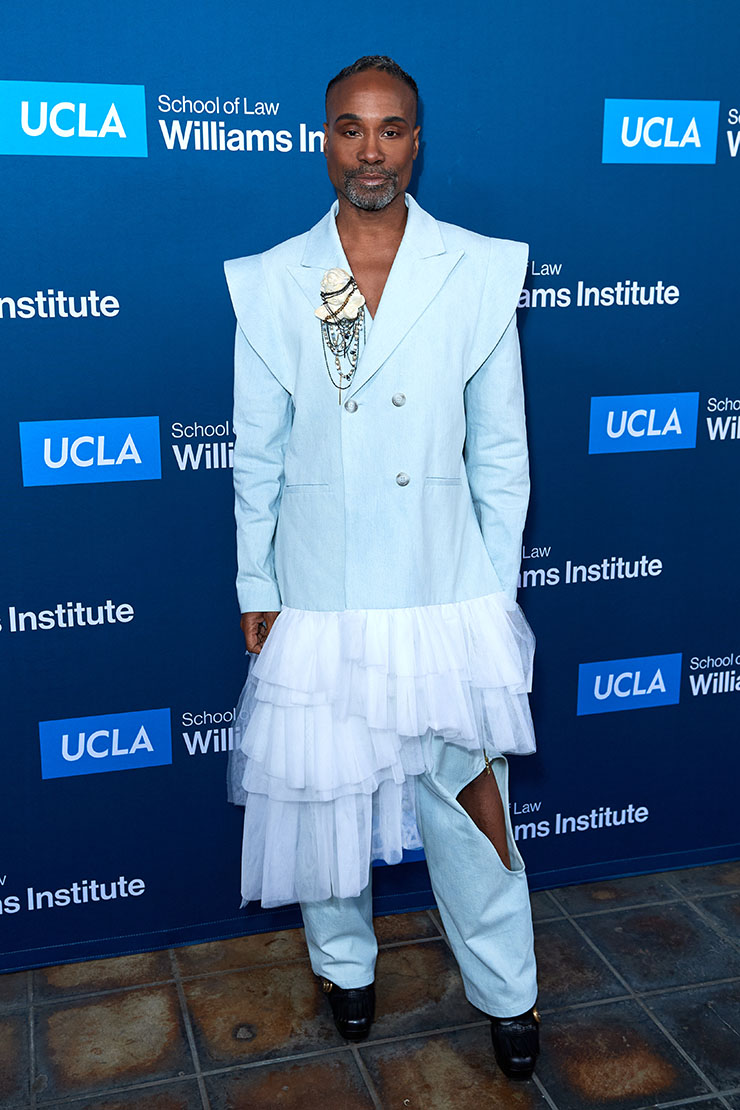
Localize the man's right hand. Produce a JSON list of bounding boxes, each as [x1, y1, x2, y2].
[[241, 611, 280, 653]]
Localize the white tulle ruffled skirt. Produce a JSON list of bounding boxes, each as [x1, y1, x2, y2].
[[228, 591, 536, 908]]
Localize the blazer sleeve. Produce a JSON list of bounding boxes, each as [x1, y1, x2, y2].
[[232, 323, 293, 613], [463, 313, 529, 601]]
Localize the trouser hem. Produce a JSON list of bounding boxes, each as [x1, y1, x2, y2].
[[465, 986, 539, 1018], [310, 968, 375, 990]]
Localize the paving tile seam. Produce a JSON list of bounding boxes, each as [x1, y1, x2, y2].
[[28, 999, 37, 1110], [537, 974, 740, 1016], [563, 896, 689, 918], [176, 928, 447, 971], [661, 873, 740, 901], [428, 910, 456, 958], [688, 889, 740, 901], [543, 907, 636, 994], [196, 1075, 211, 1110], [191, 1017, 496, 1080], [197, 1043, 357, 1076], [537, 993, 634, 1015], [562, 897, 717, 922], [29, 977, 179, 1007], [684, 898, 740, 953], [173, 935, 445, 983], [167, 948, 211, 1110], [178, 957, 311, 981], [35, 1074, 205, 1107], [376, 935, 448, 952], [355, 1017, 491, 1051], [632, 993, 721, 1098], [660, 877, 724, 909], [633, 1092, 734, 1110], [649, 1085, 740, 1108], [350, 1043, 384, 1110], [29, 965, 740, 1049], [531, 1070, 560, 1109], [550, 901, 724, 1099], [636, 975, 740, 998], [425, 907, 446, 936]]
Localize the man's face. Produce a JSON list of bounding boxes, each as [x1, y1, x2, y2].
[[324, 70, 420, 212]]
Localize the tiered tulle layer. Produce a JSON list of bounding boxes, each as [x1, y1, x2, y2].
[[229, 592, 536, 907]]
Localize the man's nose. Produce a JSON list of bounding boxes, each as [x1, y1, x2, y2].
[[358, 133, 383, 163]]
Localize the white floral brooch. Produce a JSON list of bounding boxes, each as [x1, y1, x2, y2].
[[314, 267, 365, 321], [316, 268, 366, 403]]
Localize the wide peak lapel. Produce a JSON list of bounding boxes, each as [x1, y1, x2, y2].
[[286, 201, 346, 311], [344, 196, 463, 401]]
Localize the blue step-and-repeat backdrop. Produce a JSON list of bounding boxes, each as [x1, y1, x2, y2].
[[2, 1, 739, 972]]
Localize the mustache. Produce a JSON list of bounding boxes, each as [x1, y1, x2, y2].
[[344, 167, 397, 183]]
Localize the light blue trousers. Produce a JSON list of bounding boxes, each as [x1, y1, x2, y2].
[[300, 734, 538, 1018]]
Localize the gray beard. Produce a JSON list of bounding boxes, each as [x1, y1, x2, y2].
[[343, 168, 398, 211]]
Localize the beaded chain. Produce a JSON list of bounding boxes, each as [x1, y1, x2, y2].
[[318, 275, 366, 403]]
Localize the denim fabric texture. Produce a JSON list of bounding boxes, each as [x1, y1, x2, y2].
[[301, 737, 538, 1017], [224, 193, 530, 614]]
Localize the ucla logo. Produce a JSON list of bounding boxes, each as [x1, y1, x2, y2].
[[0, 80, 147, 157], [19, 416, 161, 486], [39, 709, 172, 779], [589, 392, 699, 454], [602, 99, 719, 164], [577, 654, 682, 716]]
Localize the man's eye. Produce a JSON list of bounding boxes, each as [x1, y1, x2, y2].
[[343, 129, 360, 137], [383, 130, 399, 138]]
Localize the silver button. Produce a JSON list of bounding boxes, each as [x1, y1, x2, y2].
[[391, 392, 406, 407], [344, 399, 358, 412], [396, 472, 410, 486]]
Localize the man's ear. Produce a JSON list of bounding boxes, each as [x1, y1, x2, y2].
[[413, 125, 421, 159], [323, 121, 329, 158]]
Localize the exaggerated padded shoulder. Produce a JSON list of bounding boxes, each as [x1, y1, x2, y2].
[[428, 221, 528, 371], [469, 235, 529, 375], [224, 251, 298, 394], [224, 206, 529, 392]]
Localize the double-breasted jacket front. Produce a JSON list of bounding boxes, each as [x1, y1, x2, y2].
[[224, 193, 529, 614]]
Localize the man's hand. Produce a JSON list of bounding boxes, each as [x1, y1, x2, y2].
[[241, 611, 280, 653]]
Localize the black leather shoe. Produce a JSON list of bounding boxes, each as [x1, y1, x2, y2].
[[489, 1007, 541, 1080], [321, 978, 375, 1041]]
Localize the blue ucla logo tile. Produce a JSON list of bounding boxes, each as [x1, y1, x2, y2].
[[589, 392, 699, 454], [602, 99, 719, 164], [19, 416, 161, 486], [39, 708, 172, 779], [577, 653, 682, 716], [0, 80, 147, 157]]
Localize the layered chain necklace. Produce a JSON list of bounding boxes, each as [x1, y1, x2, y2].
[[315, 268, 366, 404]]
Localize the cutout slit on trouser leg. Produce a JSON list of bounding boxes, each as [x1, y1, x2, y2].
[[299, 734, 537, 1016], [414, 733, 538, 1017], [456, 761, 512, 870]]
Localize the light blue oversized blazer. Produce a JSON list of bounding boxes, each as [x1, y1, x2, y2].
[[224, 193, 529, 614]]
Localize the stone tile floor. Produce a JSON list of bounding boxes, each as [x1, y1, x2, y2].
[[1, 861, 739, 1108]]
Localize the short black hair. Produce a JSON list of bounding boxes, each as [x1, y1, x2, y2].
[[325, 55, 419, 110]]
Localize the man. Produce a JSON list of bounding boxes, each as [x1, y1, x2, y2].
[[225, 56, 540, 1081]]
